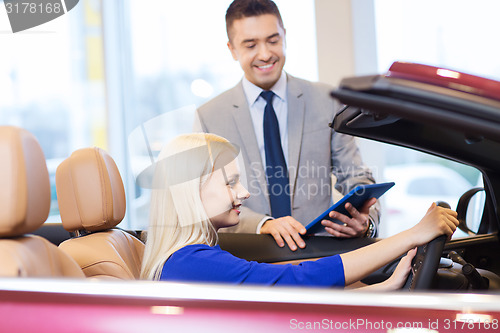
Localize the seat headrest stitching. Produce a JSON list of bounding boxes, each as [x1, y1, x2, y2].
[[68, 158, 85, 232], [16, 136, 29, 233], [94, 148, 110, 225]]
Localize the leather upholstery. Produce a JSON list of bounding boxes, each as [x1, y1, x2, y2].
[[56, 147, 126, 232], [0, 126, 50, 237], [57, 147, 144, 279], [0, 125, 84, 278], [59, 229, 144, 279], [0, 236, 85, 277]]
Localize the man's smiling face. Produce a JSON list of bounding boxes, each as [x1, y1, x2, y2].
[[227, 14, 286, 90]]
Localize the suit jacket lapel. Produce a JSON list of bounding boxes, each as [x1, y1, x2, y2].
[[230, 82, 269, 201], [286, 75, 305, 202]]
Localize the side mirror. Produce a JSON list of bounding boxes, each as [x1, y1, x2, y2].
[[456, 187, 485, 235]]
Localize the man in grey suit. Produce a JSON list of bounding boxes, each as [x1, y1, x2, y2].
[[195, 0, 379, 250]]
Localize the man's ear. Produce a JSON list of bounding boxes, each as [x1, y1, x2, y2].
[[227, 41, 239, 61]]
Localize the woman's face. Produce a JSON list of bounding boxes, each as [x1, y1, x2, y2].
[[200, 159, 250, 230], [201, 160, 250, 230]]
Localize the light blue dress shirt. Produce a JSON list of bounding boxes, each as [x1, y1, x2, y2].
[[241, 72, 289, 167]]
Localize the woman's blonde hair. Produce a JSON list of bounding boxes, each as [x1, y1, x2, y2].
[[140, 133, 239, 280]]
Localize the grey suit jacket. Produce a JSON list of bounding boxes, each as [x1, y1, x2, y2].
[[196, 74, 378, 233]]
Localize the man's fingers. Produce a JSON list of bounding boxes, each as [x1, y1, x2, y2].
[[278, 227, 304, 251], [361, 197, 377, 212], [270, 231, 285, 248], [345, 203, 362, 220], [262, 218, 306, 251], [290, 230, 306, 249], [328, 211, 350, 225], [328, 207, 368, 235], [281, 233, 299, 251], [322, 220, 358, 237], [293, 221, 307, 235], [324, 226, 354, 238], [282, 222, 305, 249]]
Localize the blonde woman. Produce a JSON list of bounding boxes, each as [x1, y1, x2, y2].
[[141, 133, 458, 289]]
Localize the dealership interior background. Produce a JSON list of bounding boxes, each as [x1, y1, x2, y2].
[[1, 0, 499, 236]]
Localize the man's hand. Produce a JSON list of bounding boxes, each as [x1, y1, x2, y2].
[[321, 197, 377, 238], [260, 217, 306, 251]]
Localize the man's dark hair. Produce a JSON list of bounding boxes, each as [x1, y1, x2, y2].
[[226, 0, 284, 42]]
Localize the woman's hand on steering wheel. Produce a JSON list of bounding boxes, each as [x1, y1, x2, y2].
[[411, 202, 459, 245], [404, 202, 459, 291], [385, 248, 417, 290]]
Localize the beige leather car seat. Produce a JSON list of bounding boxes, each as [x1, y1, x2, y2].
[[0, 126, 84, 278], [57, 147, 144, 279]]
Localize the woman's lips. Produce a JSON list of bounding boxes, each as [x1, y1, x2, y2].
[[232, 204, 242, 214]]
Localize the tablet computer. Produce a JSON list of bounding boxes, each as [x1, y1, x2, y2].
[[305, 182, 395, 235]]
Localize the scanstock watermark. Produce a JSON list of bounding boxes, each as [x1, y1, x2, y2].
[[3, 0, 80, 33]]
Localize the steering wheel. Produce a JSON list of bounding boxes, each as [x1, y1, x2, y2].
[[403, 201, 449, 291]]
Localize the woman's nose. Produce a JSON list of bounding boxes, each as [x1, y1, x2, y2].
[[237, 183, 250, 200]]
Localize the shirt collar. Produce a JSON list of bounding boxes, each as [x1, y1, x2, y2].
[[242, 71, 287, 106]]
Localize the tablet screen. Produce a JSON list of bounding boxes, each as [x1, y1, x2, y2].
[[305, 182, 395, 235]]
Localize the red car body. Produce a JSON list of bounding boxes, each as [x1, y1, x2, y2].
[[2, 62, 500, 332]]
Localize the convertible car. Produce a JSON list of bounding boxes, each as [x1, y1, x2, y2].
[[1, 62, 500, 332]]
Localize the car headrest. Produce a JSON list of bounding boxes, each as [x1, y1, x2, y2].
[[56, 147, 126, 232], [0, 126, 51, 237]]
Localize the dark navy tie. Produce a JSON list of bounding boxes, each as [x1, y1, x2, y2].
[[261, 90, 291, 218]]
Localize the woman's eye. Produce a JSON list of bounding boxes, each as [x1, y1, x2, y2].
[[227, 179, 238, 187]]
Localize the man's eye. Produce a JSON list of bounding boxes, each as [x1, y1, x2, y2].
[[245, 44, 256, 49]]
